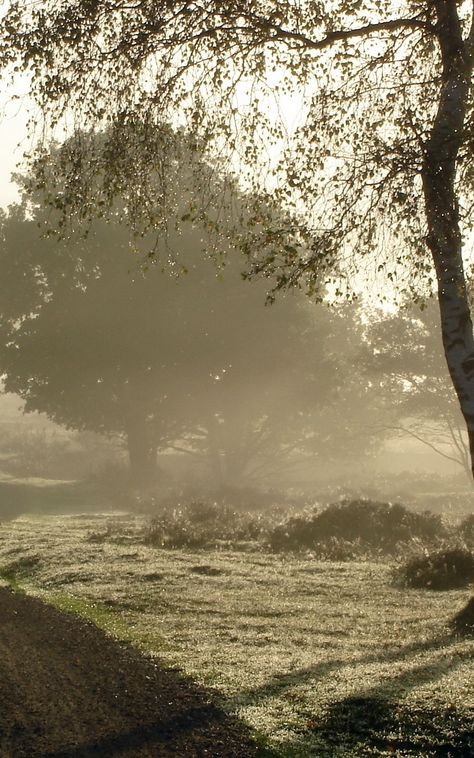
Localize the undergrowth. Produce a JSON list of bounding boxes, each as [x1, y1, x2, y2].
[[396, 547, 474, 590], [143, 500, 269, 549], [134, 498, 464, 560]]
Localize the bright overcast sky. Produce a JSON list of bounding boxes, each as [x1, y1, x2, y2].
[[0, 80, 31, 209]]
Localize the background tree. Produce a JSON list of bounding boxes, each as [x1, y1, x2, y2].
[[364, 302, 473, 484], [0, 184, 374, 491], [167, 301, 377, 492]]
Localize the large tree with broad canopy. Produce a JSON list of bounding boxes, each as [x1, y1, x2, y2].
[[0, 165, 374, 490]]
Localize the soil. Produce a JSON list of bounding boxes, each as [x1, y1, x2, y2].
[[0, 587, 260, 757]]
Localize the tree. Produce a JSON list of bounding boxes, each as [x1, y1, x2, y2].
[[166, 300, 377, 491], [0, 187, 372, 490], [364, 302, 474, 484], [2, 1, 474, 479]]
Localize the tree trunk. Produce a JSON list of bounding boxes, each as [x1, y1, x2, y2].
[[205, 415, 226, 490], [126, 414, 158, 488], [422, 0, 474, 477], [205, 415, 253, 492]]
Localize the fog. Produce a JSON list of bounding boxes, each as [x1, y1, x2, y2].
[[0, 103, 470, 523], [0, 195, 472, 522], [0, 125, 471, 524]]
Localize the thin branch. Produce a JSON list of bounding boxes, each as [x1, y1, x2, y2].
[[166, 443, 201, 456], [384, 424, 465, 466], [249, 15, 432, 51]]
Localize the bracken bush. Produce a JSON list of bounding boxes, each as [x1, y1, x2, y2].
[[459, 514, 474, 546], [267, 499, 446, 554], [395, 547, 474, 590], [143, 501, 269, 549]]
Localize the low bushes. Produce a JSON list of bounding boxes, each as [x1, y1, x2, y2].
[[126, 497, 458, 557], [395, 547, 474, 590], [144, 501, 268, 549], [139, 498, 450, 555], [268, 499, 445, 554], [459, 514, 474, 545]]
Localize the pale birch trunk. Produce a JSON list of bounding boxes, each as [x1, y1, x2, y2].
[[422, 0, 474, 477]]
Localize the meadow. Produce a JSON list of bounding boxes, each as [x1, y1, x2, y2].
[[0, 511, 473, 757]]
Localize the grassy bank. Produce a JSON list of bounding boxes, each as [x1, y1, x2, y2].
[[0, 513, 473, 756]]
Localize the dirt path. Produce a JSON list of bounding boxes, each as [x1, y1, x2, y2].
[[0, 587, 260, 757]]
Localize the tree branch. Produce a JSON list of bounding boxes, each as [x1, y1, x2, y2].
[[384, 424, 465, 467], [250, 15, 432, 51]]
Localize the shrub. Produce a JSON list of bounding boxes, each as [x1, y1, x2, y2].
[[396, 548, 474, 590], [144, 500, 269, 549], [311, 537, 366, 562], [267, 499, 445, 553], [459, 514, 474, 545]]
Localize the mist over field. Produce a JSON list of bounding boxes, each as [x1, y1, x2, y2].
[[0, 206, 471, 516]]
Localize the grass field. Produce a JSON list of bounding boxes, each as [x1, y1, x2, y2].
[[0, 512, 473, 756]]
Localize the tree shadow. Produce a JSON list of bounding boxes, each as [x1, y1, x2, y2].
[[44, 704, 262, 757], [314, 689, 474, 757], [230, 631, 460, 708], [280, 646, 473, 757], [0, 587, 263, 758], [229, 633, 474, 755]]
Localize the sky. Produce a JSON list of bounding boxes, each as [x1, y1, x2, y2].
[[0, 81, 31, 209]]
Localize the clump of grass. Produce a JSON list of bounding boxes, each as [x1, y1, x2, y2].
[[459, 514, 474, 546], [268, 499, 445, 555], [0, 554, 41, 582], [395, 547, 474, 590], [143, 500, 268, 549], [86, 516, 140, 545]]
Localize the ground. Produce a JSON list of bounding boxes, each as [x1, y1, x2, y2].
[[1, 513, 474, 756], [0, 586, 259, 757]]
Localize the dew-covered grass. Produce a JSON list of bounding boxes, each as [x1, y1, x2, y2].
[[0, 512, 473, 756]]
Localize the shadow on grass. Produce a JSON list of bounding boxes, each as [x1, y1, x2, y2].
[[313, 694, 474, 757], [232, 636, 474, 756], [231, 632, 460, 708], [44, 705, 267, 758], [0, 586, 267, 758]]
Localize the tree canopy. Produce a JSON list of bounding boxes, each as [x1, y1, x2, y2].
[[0, 175, 374, 489], [0, 1, 459, 294]]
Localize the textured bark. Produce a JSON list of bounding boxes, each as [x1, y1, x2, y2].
[[422, 0, 474, 476]]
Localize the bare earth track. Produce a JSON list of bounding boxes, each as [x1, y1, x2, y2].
[[0, 587, 259, 757]]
